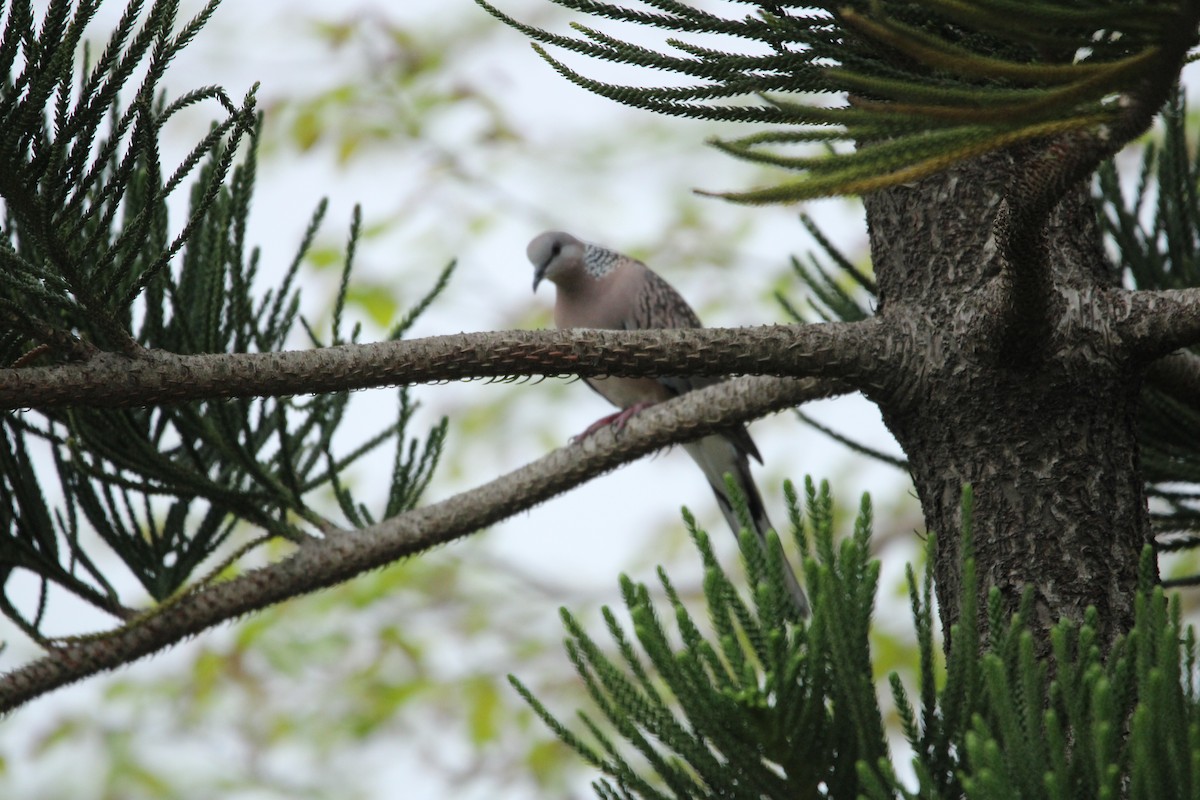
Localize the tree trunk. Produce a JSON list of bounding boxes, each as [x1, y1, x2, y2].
[[862, 151, 1151, 648]]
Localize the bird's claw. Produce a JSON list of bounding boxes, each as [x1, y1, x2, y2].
[[570, 402, 654, 443]]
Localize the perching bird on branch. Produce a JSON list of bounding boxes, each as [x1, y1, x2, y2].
[[528, 230, 809, 619]]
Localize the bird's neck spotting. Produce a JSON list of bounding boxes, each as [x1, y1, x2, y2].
[[582, 242, 622, 279]]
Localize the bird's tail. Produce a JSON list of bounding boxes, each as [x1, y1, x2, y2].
[[683, 436, 811, 620]]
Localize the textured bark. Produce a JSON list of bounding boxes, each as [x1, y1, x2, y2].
[[0, 375, 845, 711], [864, 152, 1150, 648], [0, 322, 879, 410]]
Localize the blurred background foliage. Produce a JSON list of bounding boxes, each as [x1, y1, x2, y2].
[[0, 1, 930, 797]]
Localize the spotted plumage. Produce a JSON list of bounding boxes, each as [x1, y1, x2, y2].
[[527, 230, 809, 619], [582, 243, 622, 278]]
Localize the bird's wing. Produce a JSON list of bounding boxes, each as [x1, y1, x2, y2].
[[620, 267, 763, 463]]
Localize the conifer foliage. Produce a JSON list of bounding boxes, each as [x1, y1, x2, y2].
[[476, 0, 1195, 201], [0, 0, 447, 638], [520, 482, 1200, 799]]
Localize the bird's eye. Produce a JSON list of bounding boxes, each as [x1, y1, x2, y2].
[[551, 241, 562, 257]]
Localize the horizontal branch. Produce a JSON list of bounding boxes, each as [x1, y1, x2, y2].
[[1110, 287, 1200, 360], [0, 374, 850, 712], [0, 321, 881, 410]]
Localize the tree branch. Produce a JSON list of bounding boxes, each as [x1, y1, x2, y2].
[[1111, 287, 1200, 360], [0, 374, 848, 713], [0, 321, 884, 410]]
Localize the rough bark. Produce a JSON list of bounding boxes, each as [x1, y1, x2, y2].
[[864, 151, 1150, 648], [0, 375, 847, 711], [0, 322, 878, 410]]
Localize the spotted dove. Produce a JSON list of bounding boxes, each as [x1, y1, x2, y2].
[[528, 230, 809, 618]]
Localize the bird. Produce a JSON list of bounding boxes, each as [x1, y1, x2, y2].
[[528, 230, 809, 619]]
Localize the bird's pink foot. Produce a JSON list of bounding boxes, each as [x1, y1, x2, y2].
[[572, 402, 655, 442]]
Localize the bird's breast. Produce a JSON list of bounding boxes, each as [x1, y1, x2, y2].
[[553, 294, 619, 330]]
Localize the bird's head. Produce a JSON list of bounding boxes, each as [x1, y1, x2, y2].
[[528, 231, 586, 293]]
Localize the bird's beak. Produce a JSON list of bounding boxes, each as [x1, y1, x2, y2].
[[532, 264, 546, 293]]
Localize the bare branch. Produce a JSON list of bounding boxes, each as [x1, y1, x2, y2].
[[0, 374, 848, 712], [1111, 287, 1200, 360], [0, 321, 883, 410]]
